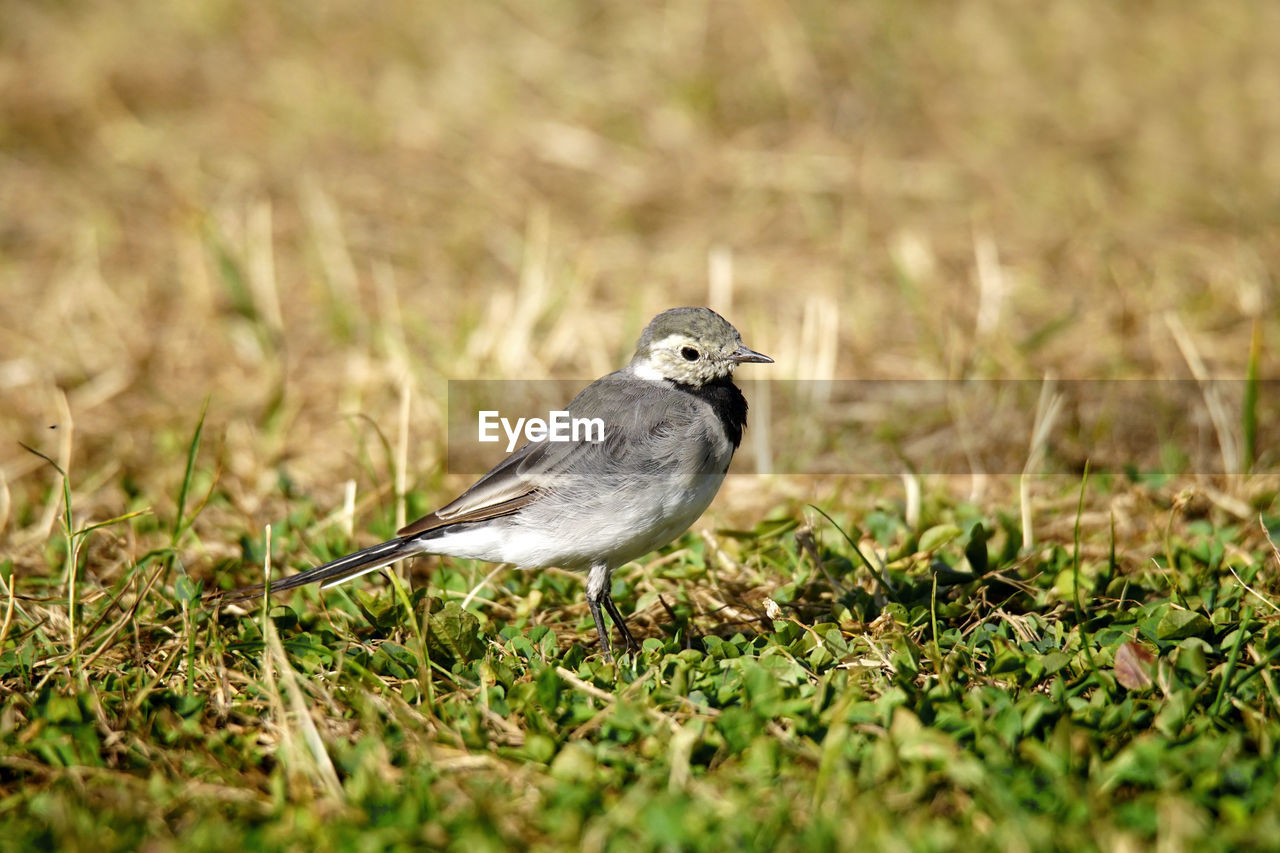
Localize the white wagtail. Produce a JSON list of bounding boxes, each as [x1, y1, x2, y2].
[[223, 307, 771, 659]]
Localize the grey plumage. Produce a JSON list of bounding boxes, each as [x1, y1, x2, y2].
[[220, 306, 771, 659]]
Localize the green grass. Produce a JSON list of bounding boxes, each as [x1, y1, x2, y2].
[[3, 466, 1279, 850], [3, 0, 1280, 849]]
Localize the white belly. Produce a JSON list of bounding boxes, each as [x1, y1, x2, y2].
[[421, 469, 729, 571]]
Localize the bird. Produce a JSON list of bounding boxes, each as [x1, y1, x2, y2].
[[220, 306, 771, 659]]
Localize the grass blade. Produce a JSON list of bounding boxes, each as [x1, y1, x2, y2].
[[173, 398, 210, 544]]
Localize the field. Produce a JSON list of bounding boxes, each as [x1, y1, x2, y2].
[[2, 1, 1279, 850]]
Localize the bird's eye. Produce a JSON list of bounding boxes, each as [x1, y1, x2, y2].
[[681, 347, 700, 361]]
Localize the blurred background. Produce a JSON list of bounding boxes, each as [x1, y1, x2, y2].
[[2, 0, 1277, 572]]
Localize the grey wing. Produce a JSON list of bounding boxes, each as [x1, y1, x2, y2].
[[398, 373, 676, 537], [397, 438, 572, 536]]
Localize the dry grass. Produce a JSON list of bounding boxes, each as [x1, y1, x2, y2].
[[4, 1, 1277, 552]]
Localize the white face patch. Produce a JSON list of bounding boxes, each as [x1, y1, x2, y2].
[[649, 333, 696, 353], [634, 332, 732, 385], [631, 360, 668, 381]]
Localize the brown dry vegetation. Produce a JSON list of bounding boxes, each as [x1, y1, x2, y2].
[[4, 3, 1277, 547]]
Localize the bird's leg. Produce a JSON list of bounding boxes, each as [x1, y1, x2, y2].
[[586, 597, 613, 662], [602, 594, 639, 654], [586, 563, 628, 661]]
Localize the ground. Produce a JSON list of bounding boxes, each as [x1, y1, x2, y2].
[[2, 2, 1279, 850]]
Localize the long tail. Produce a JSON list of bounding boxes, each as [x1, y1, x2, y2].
[[218, 537, 420, 602]]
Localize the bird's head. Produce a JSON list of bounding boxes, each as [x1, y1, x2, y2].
[[629, 307, 772, 386]]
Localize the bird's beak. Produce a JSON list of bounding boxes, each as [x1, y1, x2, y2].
[[730, 343, 773, 364]]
